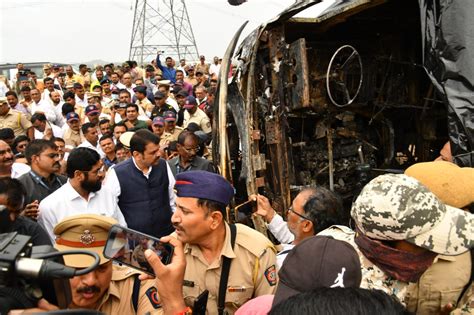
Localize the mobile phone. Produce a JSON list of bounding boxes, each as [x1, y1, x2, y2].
[[193, 290, 209, 315], [103, 225, 174, 276], [235, 199, 257, 214]]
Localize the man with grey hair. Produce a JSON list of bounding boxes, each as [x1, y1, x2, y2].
[[253, 186, 345, 268]]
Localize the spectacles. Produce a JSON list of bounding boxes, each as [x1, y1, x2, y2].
[[183, 146, 199, 154], [287, 206, 311, 221]]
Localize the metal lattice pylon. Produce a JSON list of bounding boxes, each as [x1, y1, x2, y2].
[[129, 0, 199, 65]]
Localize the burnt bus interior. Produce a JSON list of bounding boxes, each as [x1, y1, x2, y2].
[[226, 0, 448, 220]]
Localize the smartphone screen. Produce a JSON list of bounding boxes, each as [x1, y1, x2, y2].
[[103, 225, 174, 275]]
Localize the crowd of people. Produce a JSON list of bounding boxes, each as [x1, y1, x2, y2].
[[0, 55, 472, 315]]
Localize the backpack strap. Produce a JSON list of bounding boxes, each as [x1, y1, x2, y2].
[[217, 224, 237, 315], [132, 274, 141, 313]]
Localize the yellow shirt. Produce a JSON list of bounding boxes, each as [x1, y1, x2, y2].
[[182, 223, 277, 315], [65, 74, 84, 86]]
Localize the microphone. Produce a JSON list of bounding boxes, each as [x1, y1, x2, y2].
[[15, 258, 76, 279]]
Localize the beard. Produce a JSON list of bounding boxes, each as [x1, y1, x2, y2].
[[81, 176, 102, 193]]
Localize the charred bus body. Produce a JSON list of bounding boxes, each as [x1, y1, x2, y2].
[[215, 0, 474, 217]]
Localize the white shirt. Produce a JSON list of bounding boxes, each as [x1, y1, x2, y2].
[[34, 122, 64, 139], [104, 157, 176, 212], [49, 101, 66, 127], [32, 100, 58, 124], [11, 162, 30, 178], [38, 181, 127, 243], [267, 213, 295, 244], [0, 81, 8, 97], [125, 84, 136, 97], [75, 95, 88, 108], [276, 243, 295, 270], [166, 96, 179, 112], [111, 82, 126, 91], [177, 66, 187, 76], [78, 140, 105, 158], [209, 63, 221, 76], [41, 88, 63, 103]]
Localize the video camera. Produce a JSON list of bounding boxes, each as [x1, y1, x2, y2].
[[0, 232, 100, 314], [18, 69, 31, 77]]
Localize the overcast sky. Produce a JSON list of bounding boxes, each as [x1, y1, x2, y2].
[[0, 0, 305, 65]]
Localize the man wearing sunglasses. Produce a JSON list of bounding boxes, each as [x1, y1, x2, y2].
[[252, 187, 345, 268], [18, 139, 67, 220], [38, 147, 126, 242], [167, 131, 215, 177]]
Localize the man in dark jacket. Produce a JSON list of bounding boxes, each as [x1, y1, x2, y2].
[[104, 129, 176, 237], [18, 139, 67, 220]]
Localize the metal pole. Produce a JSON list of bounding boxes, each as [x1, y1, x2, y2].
[[327, 129, 334, 191]]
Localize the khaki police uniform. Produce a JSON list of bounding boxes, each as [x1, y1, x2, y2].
[[405, 250, 472, 314], [63, 128, 84, 148], [184, 108, 211, 133], [137, 97, 154, 114], [182, 223, 277, 315], [97, 265, 163, 315], [163, 126, 183, 143], [159, 131, 172, 146], [0, 108, 32, 137], [53, 214, 164, 315]]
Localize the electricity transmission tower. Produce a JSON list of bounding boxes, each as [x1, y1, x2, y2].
[[129, 0, 200, 65]]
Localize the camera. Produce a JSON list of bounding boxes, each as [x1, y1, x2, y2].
[[18, 70, 30, 77], [0, 232, 71, 313], [0, 232, 100, 314]]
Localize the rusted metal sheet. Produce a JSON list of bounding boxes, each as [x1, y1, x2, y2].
[[255, 177, 265, 188], [288, 38, 311, 108], [265, 119, 280, 145], [252, 154, 267, 171]]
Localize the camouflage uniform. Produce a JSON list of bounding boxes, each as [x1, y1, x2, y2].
[[318, 225, 409, 304], [320, 174, 474, 307], [351, 174, 473, 256]]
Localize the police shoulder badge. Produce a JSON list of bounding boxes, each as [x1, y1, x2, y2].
[[146, 287, 161, 309], [264, 265, 277, 286]]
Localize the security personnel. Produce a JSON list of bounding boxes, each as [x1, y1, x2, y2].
[[53, 214, 163, 314], [0, 96, 33, 139], [182, 96, 211, 134], [172, 171, 278, 314], [162, 110, 183, 143]]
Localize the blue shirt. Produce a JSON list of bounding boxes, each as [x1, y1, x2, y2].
[[156, 56, 176, 83]]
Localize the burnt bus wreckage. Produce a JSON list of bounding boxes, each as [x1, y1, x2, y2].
[[213, 0, 474, 220]]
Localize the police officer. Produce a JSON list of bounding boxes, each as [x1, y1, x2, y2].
[[162, 110, 183, 143], [182, 96, 211, 134], [170, 171, 278, 314], [44, 214, 162, 314]]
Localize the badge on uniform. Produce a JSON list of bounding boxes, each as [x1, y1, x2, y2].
[[146, 287, 162, 309], [264, 265, 277, 286]]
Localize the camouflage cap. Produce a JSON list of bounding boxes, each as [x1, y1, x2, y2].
[[351, 174, 473, 256]]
